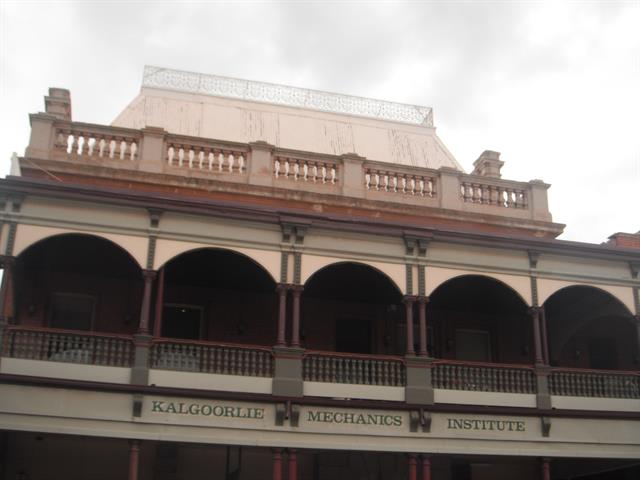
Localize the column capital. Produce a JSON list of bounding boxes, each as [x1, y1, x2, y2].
[[528, 305, 543, 317], [417, 295, 430, 305], [633, 314, 640, 325], [142, 269, 157, 281], [276, 283, 289, 294], [403, 295, 418, 304], [0, 255, 15, 268], [289, 284, 304, 294]]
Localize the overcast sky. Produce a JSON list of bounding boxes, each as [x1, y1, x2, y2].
[[0, 0, 638, 244]]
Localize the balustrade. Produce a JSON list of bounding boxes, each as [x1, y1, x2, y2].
[[54, 124, 140, 161], [432, 361, 536, 394], [303, 352, 405, 387], [460, 180, 528, 209], [166, 140, 247, 174], [549, 369, 640, 399], [2, 326, 134, 367], [274, 156, 338, 184], [364, 166, 436, 197], [150, 339, 273, 377]]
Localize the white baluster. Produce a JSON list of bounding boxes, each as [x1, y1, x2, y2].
[[238, 154, 245, 173], [178, 148, 185, 167], [119, 140, 127, 160], [274, 158, 281, 178], [208, 152, 214, 170], [109, 139, 116, 159], [227, 153, 234, 173], [167, 146, 175, 165], [129, 142, 137, 161], [188, 149, 195, 168]]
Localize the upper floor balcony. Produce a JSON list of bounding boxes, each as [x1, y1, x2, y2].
[[1, 233, 637, 412]]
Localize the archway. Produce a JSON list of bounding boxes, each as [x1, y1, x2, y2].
[[302, 262, 403, 355], [427, 275, 531, 363], [543, 286, 637, 370], [15, 233, 143, 333], [158, 248, 277, 345]]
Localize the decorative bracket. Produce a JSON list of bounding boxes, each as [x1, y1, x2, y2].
[[409, 409, 431, 433]]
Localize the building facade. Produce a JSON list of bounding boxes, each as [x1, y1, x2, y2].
[[0, 67, 638, 479]]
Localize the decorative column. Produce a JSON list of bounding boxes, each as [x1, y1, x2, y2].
[[0, 256, 16, 324], [404, 296, 416, 355], [541, 458, 551, 480], [272, 448, 283, 480], [128, 440, 140, 480], [528, 307, 544, 365], [421, 455, 431, 480], [540, 307, 549, 365], [635, 315, 640, 362], [288, 449, 297, 480], [153, 267, 165, 337], [407, 454, 417, 480], [290, 286, 303, 348], [276, 284, 288, 347], [417, 296, 429, 356], [138, 270, 157, 334]]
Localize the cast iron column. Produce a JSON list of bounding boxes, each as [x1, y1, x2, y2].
[[407, 454, 417, 480], [418, 296, 429, 356], [153, 267, 165, 337], [272, 448, 283, 480], [529, 306, 544, 365], [138, 270, 157, 334], [0, 257, 15, 324], [540, 306, 550, 365], [291, 286, 303, 348], [541, 457, 551, 480], [404, 296, 416, 355], [421, 455, 432, 480], [288, 449, 298, 480], [128, 440, 140, 480], [276, 284, 288, 347]]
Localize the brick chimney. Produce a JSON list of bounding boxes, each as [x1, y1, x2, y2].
[[45, 88, 72, 121], [471, 150, 504, 178], [607, 231, 640, 249]]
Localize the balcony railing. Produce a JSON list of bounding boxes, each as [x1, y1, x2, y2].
[[150, 338, 274, 377], [1, 326, 135, 368], [549, 368, 640, 399], [303, 351, 405, 387], [26, 117, 557, 232], [432, 360, 536, 394]]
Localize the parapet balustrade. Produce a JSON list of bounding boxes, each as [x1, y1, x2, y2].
[[150, 338, 274, 377], [166, 136, 248, 175], [549, 368, 640, 399], [28, 118, 554, 226], [364, 164, 437, 198], [273, 155, 339, 184], [1, 326, 135, 368], [460, 178, 528, 209], [54, 123, 141, 162], [303, 350, 406, 387], [432, 360, 536, 394]]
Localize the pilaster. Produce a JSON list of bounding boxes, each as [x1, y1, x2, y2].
[[272, 346, 304, 397]]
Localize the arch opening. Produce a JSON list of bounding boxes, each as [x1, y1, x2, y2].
[[301, 262, 403, 355], [543, 286, 637, 370], [15, 233, 143, 334], [427, 275, 531, 364], [158, 248, 277, 345]]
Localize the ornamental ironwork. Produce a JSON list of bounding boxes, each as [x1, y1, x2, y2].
[[142, 66, 434, 127]]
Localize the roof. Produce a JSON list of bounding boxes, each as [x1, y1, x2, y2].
[[112, 66, 464, 171]]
